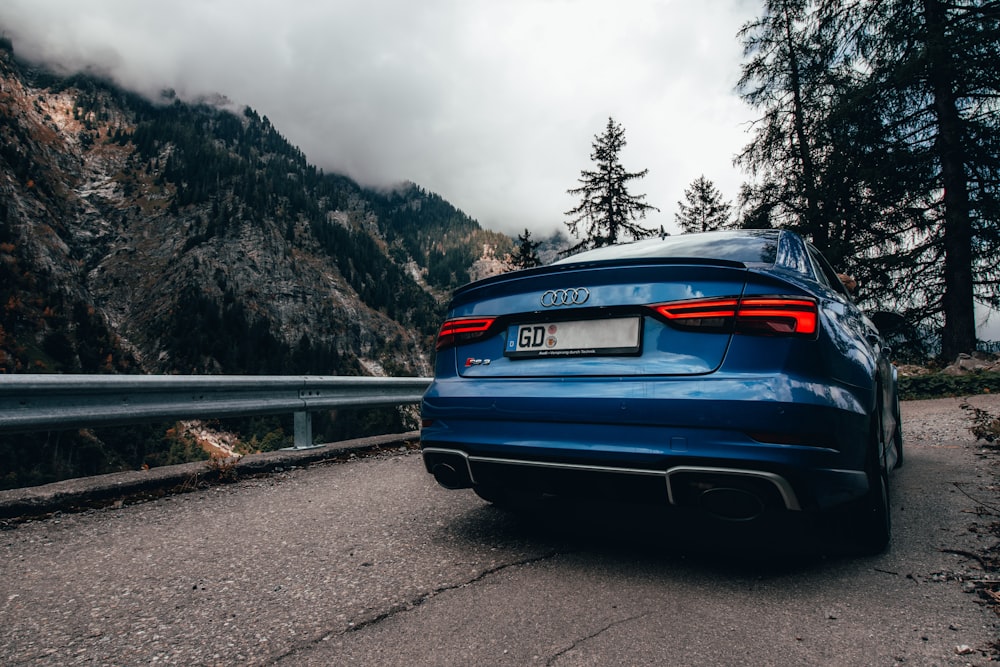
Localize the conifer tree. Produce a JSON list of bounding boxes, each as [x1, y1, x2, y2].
[[737, 0, 831, 251], [675, 176, 733, 233], [738, 0, 1000, 359], [832, 0, 1000, 360], [564, 117, 658, 254], [509, 228, 542, 269]]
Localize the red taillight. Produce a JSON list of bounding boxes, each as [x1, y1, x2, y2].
[[653, 296, 817, 337], [654, 298, 739, 329], [737, 297, 817, 336], [435, 317, 497, 350]]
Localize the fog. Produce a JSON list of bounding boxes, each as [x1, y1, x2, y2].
[[0, 0, 761, 236]]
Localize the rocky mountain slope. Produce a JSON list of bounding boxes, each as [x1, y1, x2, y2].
[[0, 40, 513, 379]]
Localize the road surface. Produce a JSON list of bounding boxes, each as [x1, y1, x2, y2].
[[1, 396, 998, 665]]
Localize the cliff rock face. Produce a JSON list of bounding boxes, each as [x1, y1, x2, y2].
[[0, 44, 512, 377]]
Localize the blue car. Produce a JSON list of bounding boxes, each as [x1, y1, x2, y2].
[[420, 229, 902, 552]]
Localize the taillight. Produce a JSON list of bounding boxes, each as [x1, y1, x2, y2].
[[435, 317, 497, 350], [655, 298, 739, 330], [653, 296, 817, 337], [737, 297, 817, 335]]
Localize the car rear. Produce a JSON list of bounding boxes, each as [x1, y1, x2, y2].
[[420, 231, 875, 521]]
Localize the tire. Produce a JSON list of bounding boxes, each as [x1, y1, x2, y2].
[[856, 464, 891, 554], [855, 409, 892, 554], [892, 393, 904, 469]]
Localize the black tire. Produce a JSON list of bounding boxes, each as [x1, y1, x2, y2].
[[855, 410, 892, 554], [857, 463, 891, 554], [892, 394, 904, 469]]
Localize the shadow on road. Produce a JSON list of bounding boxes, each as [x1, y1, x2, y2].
[[443, 492, 867, 577]]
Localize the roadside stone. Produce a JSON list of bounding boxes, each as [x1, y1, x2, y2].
[[943, 353, 1000, 376]]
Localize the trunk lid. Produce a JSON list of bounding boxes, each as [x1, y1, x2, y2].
[[444, 259, 762, 378]]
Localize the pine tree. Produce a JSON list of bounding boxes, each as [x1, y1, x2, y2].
[[564, 117, 658, 254], [675, 176, 733, 233], [508, 228, 542, 269], [738, 0, 1000, 360], [737, 0, 833, 251], [835, 0, 1000, 360]]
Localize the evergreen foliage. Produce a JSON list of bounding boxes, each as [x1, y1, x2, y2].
[[564, 117, 658, 254], [366, 184, 513, 291], [737, 0, 1000, 360], [675, 176, 733, 233], [0, 227, 134, 375], [509, 228, 542, 269], [0, 49, 500, 488], [119, 97, 447, 339], [838, 0, 1000, 362]]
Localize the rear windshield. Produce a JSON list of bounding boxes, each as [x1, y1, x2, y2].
[[555, 230, 780, 266]]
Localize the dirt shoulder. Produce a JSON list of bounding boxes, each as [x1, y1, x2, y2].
[[903, 393, 1000, 636], [902, 393, 1000, 445]]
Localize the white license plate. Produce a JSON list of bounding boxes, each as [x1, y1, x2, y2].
[[505, 317, 641, 358]]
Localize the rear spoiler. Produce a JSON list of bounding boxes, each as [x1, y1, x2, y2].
[[452, 256, 749, 300]]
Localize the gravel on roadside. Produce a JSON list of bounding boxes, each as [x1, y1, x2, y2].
[[905, 393, 1000, 631], [902, 393, 1000, 445]]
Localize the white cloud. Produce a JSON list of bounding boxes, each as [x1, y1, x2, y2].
[[0, 0, 762, 235]]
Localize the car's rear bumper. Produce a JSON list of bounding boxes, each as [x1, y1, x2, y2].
[[424, 446, 844, 519], [420, 441, 868, 516], [420, 375, 874, 514]]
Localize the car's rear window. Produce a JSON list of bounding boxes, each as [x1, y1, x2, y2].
[[555, 230, 781, 266]]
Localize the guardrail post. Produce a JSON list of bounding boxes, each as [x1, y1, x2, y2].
[[292, 411, 315, 450]]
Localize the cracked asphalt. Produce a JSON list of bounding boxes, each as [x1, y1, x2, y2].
[[2, 396, 999, 666]]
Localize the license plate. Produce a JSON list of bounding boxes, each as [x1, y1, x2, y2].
[[505, 317, 641, 358]]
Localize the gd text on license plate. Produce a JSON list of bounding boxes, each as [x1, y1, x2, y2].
[[505, 317, 641, 358]]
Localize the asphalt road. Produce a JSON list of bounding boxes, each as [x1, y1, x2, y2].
[[2, 396, 998, 666]]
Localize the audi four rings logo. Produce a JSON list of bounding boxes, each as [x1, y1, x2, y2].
[[540, 288, 590, 307]]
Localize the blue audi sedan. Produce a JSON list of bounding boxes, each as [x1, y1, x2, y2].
[[420, 229, 901, 553]]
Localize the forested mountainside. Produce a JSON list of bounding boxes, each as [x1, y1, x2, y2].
[[0, 42, 512, 378], [0, 40, 513, 487]]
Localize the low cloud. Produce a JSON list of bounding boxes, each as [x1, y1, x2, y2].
[[0, 0, 761, 236]]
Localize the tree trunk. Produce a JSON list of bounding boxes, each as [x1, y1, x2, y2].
[[925, 0, 977, 361], [783, 5, 826, 253]]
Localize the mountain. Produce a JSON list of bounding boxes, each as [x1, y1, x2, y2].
[[0, 39, 513, 379], [0, 38, 521, 487]]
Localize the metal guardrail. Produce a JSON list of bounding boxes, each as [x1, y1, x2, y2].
[[0, 375, 432, 449]]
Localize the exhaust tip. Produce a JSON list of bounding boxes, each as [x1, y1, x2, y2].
[[423, 448, 474, 489], [700, 487, 765, 521], [431, 462, 465, 489]]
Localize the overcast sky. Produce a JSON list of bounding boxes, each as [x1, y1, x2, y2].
[[0, 0, 763, 238]]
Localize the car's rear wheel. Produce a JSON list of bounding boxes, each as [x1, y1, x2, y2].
[[854, 407, 891, 554], [892, 393, 904, 469]]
